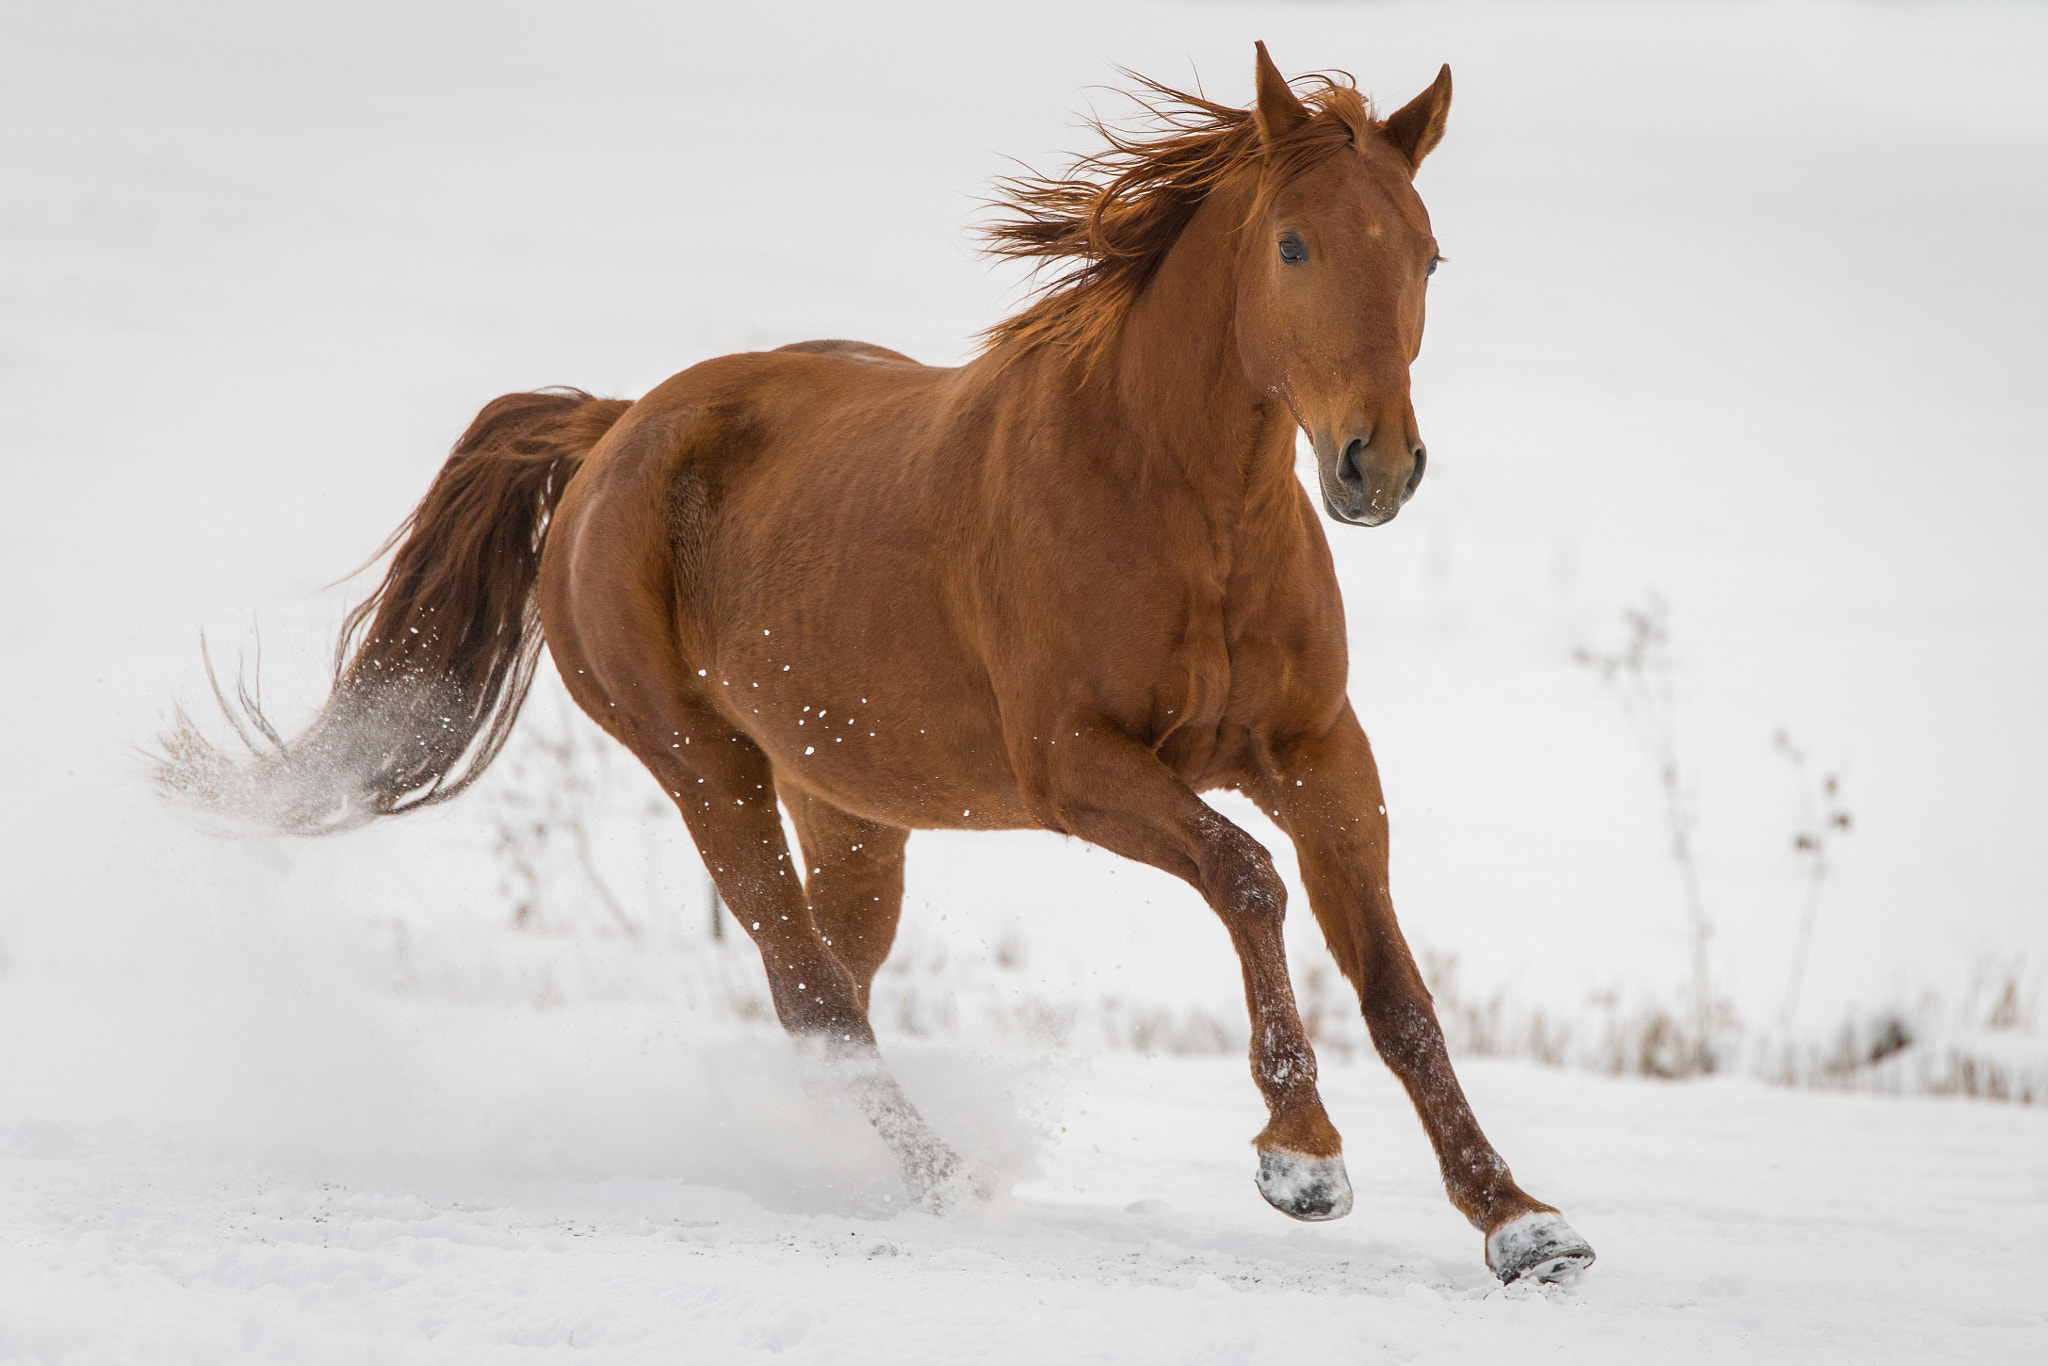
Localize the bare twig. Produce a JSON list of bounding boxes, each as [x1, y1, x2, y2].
[[1575, 593, 1715, 1073], [1774, 729, 1852, 1032], [482, 691, 638, 938]]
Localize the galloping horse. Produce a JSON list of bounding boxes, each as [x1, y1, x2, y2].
[[160, 44, 1593, 1283]]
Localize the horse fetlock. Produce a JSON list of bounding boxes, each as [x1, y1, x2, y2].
[[1441, 1157, 1538, 1239], [1484, 1210, 1595, 1285], [1252, 1031, 1319, 1093], [1254, 1147, 1354, 1222], [1447, 1143, 1511, 1187]]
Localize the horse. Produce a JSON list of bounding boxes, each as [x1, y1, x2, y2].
[[157, 42, 1594, 1284]]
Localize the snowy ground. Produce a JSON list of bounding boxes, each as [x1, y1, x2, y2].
[[3, 0, 2047, 1360], [6, 1049, 2045, 1364]]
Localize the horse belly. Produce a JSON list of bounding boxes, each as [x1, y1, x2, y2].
[[696, 477, 1032, 831], [705, 617, 1035, 831]]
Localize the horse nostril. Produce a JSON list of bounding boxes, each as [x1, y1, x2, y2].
[[1339, 438, 1367, 491], [1403, 446, 1428, 500]]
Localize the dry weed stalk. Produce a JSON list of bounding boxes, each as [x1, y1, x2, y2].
[[1963, 953, 2041, 1033], [1574, 593, 1716, 1073], [1773, 729, 1853, 1032], [482, 690, 638, 937]]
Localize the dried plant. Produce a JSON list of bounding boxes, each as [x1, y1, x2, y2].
[[1574, 593, 1715, 1073], [481, 690, 639, 937], [1773, 729, 1853, 1032], [1963, 953, 2041, 1033]]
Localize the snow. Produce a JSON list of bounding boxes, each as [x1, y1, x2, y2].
[[3, 0, 2047, 1359], [3, 1052, 2044, 1363]]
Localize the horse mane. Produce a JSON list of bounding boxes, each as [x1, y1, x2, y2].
[[979, 69, 1375, 370]]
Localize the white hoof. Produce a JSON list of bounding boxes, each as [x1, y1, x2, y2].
[[1255, 1149, 1354, 1222], [1486, 1210, 1595, 1284]]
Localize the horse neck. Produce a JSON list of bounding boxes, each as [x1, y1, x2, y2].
[[1092, 180, 1297, 514]]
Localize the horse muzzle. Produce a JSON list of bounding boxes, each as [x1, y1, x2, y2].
[[1315, 430, 1427, 527]]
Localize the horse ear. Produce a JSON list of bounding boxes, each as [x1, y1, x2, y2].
[[1382, 64, 1452, 172], [1252, 41, 1311, 144]]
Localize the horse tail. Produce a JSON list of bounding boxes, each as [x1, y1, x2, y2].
[[155, 387, 632, 835]]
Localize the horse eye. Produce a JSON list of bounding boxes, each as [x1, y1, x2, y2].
[[1278, 234, 1308, 264], [1425, 254, 1440, 278]]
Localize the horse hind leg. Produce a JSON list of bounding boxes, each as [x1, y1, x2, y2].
[[541, 515, 961, 1207], [775, 784, 988, 1200], [615, 696, 964, 1206], [784, 785, 910, 1010]]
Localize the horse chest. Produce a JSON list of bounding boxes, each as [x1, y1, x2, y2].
[[1112, 517, 1330, 746], [1158, 600, 1234, 730], [1128, 574, 1261, 747]]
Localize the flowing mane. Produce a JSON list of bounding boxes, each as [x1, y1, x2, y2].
[[979, 70, 1375, 368]]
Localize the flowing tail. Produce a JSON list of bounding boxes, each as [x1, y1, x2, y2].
[[154, 388, 632, 835]]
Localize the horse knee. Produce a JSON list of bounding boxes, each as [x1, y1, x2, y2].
[[1200, 816, 1286, 923]]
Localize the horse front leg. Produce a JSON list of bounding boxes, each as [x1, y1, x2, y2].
[[1045, 721, 1352, 1221], [1265, 703, 1595, 1282]]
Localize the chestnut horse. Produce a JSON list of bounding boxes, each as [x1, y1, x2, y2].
[[159, 44, 1592, 1283]]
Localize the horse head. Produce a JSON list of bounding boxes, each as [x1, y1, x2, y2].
[[1233, 44, 1451, 527]]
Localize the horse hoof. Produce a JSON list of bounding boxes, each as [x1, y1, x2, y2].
[[1255, 1149, 1354, 1222], [900, 1141, 971, 1214], [1486, 1210, 1595, 1284], [913, 1156, 993, 1215]]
